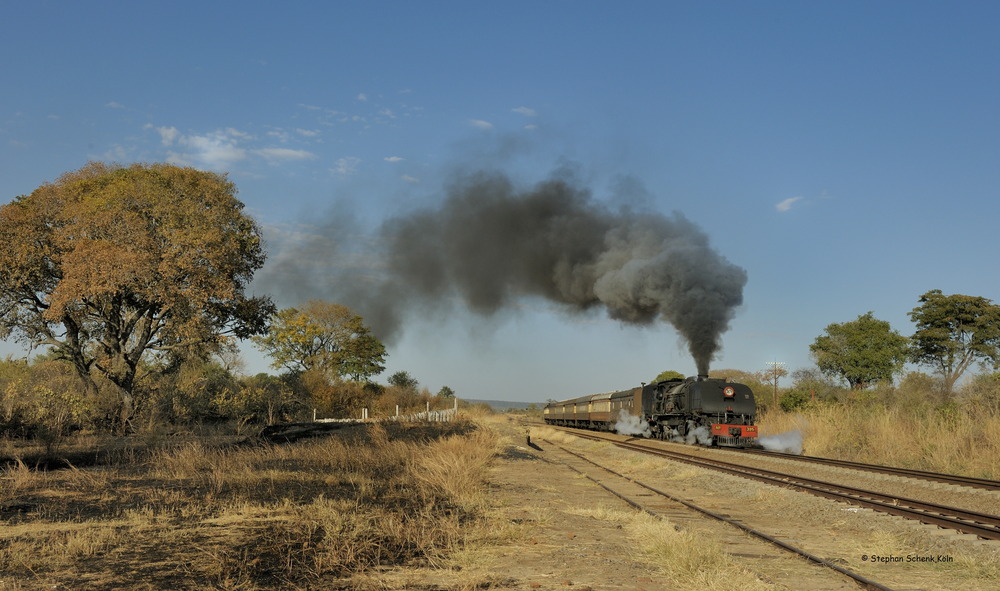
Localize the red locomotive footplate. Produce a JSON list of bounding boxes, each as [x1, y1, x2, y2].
[[711, 424, 758, 438]]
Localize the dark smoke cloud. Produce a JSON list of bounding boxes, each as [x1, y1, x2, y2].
[[257, 169, 747, 375]]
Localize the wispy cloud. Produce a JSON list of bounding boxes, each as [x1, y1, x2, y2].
[[384, 156, 405, 163], [153, 125, 180, 145], [105, 101, 125, 109], [401, 174, 420, 183], [147, 125, 313, 170], [267, 129, 291, 142], [168, 130, 248, 169], [332, 156, 362, 176], [469, 119, 494, 130], [511, 106, 537, 117], [100, 144, 129, 161], [776, 196, 804, 212], [254, 147, 316, 161]]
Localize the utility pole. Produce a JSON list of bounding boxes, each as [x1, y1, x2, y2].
[[765, 361, 786, 409]]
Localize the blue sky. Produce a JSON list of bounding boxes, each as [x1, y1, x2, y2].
[[3, 1, 999, 402]]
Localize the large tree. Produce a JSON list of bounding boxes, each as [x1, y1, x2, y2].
[[809, 311, 909, 389], [908, 290, 1000, 394], [0, 162, 274, 428], [652, 369, 685, 383], [388, 370, 419, 390], [254, 301, 386, 382]]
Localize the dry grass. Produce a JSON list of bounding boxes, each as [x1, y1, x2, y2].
[[409, 427, 500, 512], [567, 506, 776, 591], [861, 527, 1000, 581], [528, 425, 578, 444], [573, 434, 1000, 591], [0, 419, 500, 590], [757, 405, 1000, 479]]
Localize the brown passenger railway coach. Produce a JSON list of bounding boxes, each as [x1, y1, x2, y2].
[[543, 375, 758, 448]]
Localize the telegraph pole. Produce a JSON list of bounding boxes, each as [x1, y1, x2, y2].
[[765, 361, 786, 409]]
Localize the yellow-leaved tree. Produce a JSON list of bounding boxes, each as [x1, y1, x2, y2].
[[0, 162, 275, 431], [253, 300, 386, 382]]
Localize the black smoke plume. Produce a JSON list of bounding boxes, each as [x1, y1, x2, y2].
[[260, 169, 747, 375]]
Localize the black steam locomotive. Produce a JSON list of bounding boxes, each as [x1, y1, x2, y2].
[[542, 375, 758, 448]]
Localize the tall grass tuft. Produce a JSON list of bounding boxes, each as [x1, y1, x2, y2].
[[409, 427, 500, 511], [758, 404, 1000, 479]]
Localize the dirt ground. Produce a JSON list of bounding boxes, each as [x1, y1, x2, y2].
[[380, 422, 999, 591], [3, 420, 996, 590], [378, 438, 678, 591]]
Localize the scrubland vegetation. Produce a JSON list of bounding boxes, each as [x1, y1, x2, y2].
[[754, 370, 1000, 479], [1, 418, 500, 590], [0, 353, 459, 462]]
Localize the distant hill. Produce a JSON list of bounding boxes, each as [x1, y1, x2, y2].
[[462, 399, 540, 411]]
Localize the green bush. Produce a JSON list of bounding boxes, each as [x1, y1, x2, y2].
[[779, 389, 812, 412]]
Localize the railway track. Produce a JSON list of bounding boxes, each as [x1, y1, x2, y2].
[[553, 427, 1000, 541], [540, 438, 896, 591], [738, 447, 1000, 491], [535, 420, 1000, 491]]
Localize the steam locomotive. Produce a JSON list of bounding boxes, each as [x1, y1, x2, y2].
[[542, 375, 758, 448]]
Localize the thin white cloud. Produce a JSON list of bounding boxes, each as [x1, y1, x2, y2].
[[224, 127, 254, 141], [105, 101, 125, 109], [511, 106, 537, 117], [523, 124, 538, 130], [100, 144, 129, 161], [356, 93, 368, 101], [149, 125, 321, 170], [332, 156, 361, 176], [254, 148, 316, 161], [469, 119, 494, 130], [401, 174, 420, 183], [296, 128, 320, 137], [155, 126, 180, 146], [147, 127, 249, 169], [170, 131, 248, 169], [776, 196, 804, 212], [384, 156, 405, 163]]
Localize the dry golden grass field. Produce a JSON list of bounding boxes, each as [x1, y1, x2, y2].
[[0, 419, 500, 590], [757, 405, 1000, 479], [2, 410, 999, 590]]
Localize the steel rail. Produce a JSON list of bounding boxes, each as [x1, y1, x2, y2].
[[541, 420, 1000, 490], [544, 440, 897, 591], [738, 448, 1000, 491], [569, 430, 1000, 540]]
